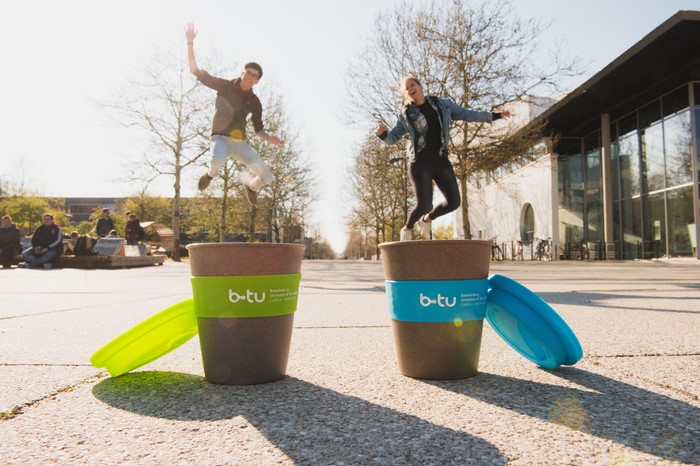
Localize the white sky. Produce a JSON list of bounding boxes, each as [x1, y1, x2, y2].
[[1, 0, 699, 252]]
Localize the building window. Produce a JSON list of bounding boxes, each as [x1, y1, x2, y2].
[[608, 83, 694, 257], [584, 131, 602, 242], [557, 138, 584, 248], [663, 110, 693, 187], [617, 113, 641, 199], [520, 203, 535, 245], [667, 186, 694, 255], [640, 121, 665, 193]]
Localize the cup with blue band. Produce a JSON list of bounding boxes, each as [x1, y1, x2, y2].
[[188, 243, 305, 385], [379, 240, 492, 380]]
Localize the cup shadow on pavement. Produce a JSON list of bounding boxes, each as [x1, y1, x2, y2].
[[424, 367, 699, 464], [538, 291, 700, 316], [93, 372, 506, 465]]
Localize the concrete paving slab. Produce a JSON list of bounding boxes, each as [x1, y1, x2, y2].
[[1, 258, 699, 465], [0, 365, 97, 415]]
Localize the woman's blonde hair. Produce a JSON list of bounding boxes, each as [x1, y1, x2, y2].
[[400, 75, 422, 104]]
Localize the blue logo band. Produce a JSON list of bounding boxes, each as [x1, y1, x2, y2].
[[386, 279, 488, 323]]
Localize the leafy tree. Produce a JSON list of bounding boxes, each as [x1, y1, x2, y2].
[[124, 192, 173, 226], [0, 196, 70, 233], [347, 0, 579, 238], [434, 224, 453, 240]]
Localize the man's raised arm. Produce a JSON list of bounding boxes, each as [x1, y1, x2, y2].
[[184, 23, 199, 74]]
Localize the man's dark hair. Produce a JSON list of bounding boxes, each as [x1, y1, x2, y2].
[[244, 62, 263, 79]]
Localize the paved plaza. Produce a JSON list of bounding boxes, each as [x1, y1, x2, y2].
[[0, 258, 698, 465]]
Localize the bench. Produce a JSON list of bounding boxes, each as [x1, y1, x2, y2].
[[52, 254, 166, 269], [16, 238, 166, 269]]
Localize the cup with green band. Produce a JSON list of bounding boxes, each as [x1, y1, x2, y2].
[[187, 242, 305, 385], [379, 240, 491, 380]]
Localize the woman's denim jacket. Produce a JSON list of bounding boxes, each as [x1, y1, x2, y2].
[[379, 96, 493, 161]]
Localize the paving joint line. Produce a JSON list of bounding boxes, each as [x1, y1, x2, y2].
[[572, 288, 700, 293], [588, 358, 699, 402], [0, 294, 183, 321], [295, 325, 389, 329], [1, 363, 94, 367], [588, 352, 700, 358], [0, 372, 107, 422]]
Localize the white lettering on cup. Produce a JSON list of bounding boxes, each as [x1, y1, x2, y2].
[[419, 293, 456, 308], [228, 289, 266, 304]]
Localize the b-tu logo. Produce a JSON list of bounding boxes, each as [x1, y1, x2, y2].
[[419, 293, 456, 308], [229, 289, 266, 304]]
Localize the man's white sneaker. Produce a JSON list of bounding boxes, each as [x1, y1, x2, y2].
[[400, 228, 412, 241], [418, 215, 432, 240]]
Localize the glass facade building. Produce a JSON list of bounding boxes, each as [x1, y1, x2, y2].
[[556, 84, 697, 258], [466, 12, 700, 260]]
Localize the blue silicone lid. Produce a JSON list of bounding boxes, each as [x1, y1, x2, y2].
[[486, 274, 583, 369]]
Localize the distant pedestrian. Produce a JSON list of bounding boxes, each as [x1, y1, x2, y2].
[[125, 214, 145, 246], [21, 213, 63, 269], [96, 209, 115, 238], [185, 22, 283, 206]]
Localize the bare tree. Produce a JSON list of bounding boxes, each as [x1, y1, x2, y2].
[[108, 48, 212, 260], [347, 0, 579, 237], [247, 89, 316, 244], [346, 133, 408, 256]]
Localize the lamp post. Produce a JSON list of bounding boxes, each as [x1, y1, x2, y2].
[[390, 155, 408, 224]]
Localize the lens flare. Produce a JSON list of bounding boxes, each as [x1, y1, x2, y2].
[[547, 397, 590, 431], [453, 317, 463, 327]]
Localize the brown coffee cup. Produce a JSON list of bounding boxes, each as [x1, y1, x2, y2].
[[187, 243, 304, 385], [379, 240, 491, 380]]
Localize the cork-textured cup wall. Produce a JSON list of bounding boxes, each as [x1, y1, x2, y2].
[[187, 243, 305, 385], [379, 240, 491, 380]]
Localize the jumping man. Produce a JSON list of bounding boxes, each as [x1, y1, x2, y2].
[[185, 23, 283, 205]]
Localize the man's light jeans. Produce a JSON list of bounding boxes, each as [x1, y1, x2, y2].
[[208, 135, 273, 191]]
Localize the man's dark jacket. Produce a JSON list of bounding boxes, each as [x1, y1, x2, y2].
[[31, 223, 63, 251], [96, 217, 115, 237], [0, 225, 22, 254]]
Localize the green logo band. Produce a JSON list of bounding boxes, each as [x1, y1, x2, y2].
[[191, 274, 301, 318]]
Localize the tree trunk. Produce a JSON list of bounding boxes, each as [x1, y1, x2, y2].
[[459, 173, 471, 240], [248, 207, 257, 242], [219, 188, 228, 243], [266, 207, 274, 243], [172, 159, 182, 261], [375, 222, 381, 259]]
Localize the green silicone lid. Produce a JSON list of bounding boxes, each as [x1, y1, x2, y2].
[[90, 298, 198, 377]]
